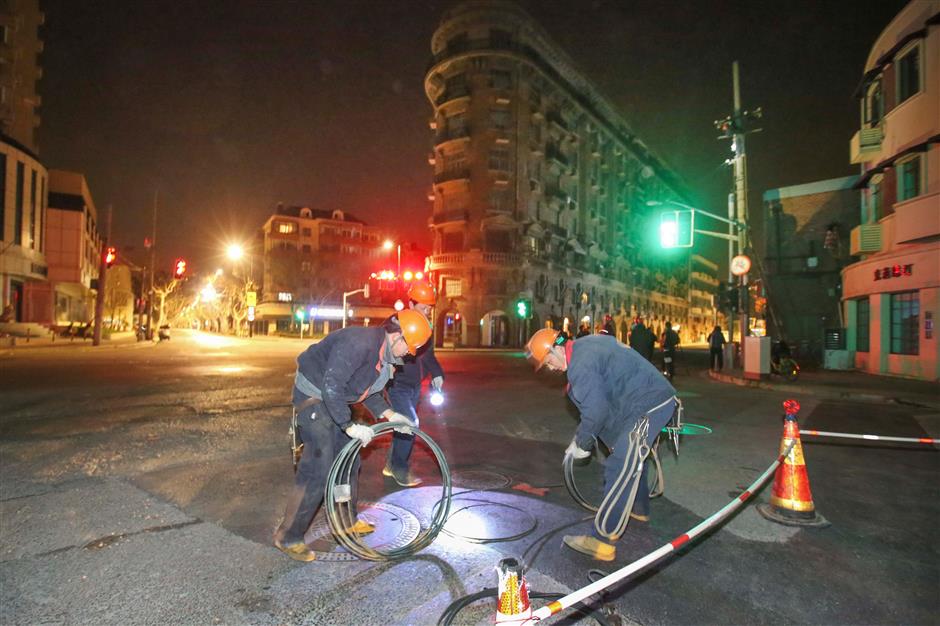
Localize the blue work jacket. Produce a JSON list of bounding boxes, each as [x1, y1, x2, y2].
[[566, 335, 676, 450]]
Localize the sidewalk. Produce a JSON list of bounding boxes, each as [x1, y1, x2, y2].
[[0, 331, 143, 354], [708, 365, 940, 409]]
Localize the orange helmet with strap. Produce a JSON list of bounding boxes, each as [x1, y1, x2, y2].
[[407, 282, 436, 306], [395, 309, 432, 355], [525, 328, 562, 370]]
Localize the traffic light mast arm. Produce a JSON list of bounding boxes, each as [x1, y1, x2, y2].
[[694, 228, 739, 242]]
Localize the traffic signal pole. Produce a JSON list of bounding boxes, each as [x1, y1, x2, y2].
[[732, 62, 749, 355], [146, 191, 157, 340], [92, 205, 112, 346]]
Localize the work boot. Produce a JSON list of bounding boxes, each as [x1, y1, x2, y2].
[[562, 535, 616, 562], [274, 539, 316, 562], [383, 465, 423, 488], [345, 519, 376, 535]]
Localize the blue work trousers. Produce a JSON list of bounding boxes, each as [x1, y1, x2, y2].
[[593, 399, 678, 542], [388, 384, 421, 475], [278, 402, 360, 544]]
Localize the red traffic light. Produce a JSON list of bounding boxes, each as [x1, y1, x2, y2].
[[174, 259, 187, 278], [105, 247, 116, 268]]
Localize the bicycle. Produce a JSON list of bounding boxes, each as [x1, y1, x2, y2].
[[771, 356, 800, 382]]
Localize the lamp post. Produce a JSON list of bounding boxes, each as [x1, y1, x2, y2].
[[383, 239, 401, 285], [226, 242, 255, 337]]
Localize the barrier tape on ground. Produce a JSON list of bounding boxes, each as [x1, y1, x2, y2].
[[526, 441, 795, 623], [800, 430, 939, 445]]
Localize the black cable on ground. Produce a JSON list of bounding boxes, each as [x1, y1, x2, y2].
[[324, 422, 451, 561]]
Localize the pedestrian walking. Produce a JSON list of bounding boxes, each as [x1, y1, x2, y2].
[[525, 329, 679, 562], [707, 325, 727, 372], [383, 283, 445, 488], [272, 310, 433, 562], [660, 321, 680, 379], [628, 318, 655, 362]]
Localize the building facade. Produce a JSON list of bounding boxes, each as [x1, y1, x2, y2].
[[843, 0, 940, 381], [41, 170, 102, 325], [424, 0, 697, 348], [0, 0, 47, 324], [762, 176, 859, 362], [689, 254, 720, 343], [257, 205, 392, 334]]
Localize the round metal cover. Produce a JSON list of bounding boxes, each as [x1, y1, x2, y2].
[[303, 500, 421, 562], [449, 469, 511, 491]]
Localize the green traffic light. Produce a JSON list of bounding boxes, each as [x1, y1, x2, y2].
[[516, 300, 528, 318], [295, 309, 306, 321]]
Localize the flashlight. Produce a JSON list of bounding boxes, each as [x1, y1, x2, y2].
[[429, 390, 444, 407]]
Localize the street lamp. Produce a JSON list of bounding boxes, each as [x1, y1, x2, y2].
[[383, 239, 401, 282], [226, 244, 244, 261]]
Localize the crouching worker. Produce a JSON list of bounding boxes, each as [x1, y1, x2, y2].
[[273, 310, 433, 561], [525, 328, 680, 562]]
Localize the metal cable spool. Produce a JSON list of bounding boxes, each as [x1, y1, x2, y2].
[[325, 422, 452, 561]]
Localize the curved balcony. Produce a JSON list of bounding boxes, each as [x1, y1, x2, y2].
[[431, 209, 469, 226], [428, 250, 522, 271], [433, 169, 471, 184], [433, 126, 472, 148]]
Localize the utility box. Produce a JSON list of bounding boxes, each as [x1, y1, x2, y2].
[[744, 336, 771, 380], [723, 342, 738, 370]]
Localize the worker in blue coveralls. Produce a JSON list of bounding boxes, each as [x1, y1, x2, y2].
[[525, 328, 679, 562], [273, 310, 432, 562], [383, 282, 445, 487]]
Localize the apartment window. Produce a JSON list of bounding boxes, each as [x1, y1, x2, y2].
[[39, 175, 45, 252], [490, 108, 511, 130], [301, 261, 311, 272], [856, 298, 870, 353], [864, 79, 883, 126], [301, 227, 311, 237], [488, 148, 510, 171], [276, 221, 296, 234], [442, 231, 463, 252], [489, 189, 510, 212], [0, 153, 5, 241], [444, 151, 467, 173], [490, 69, 512, 90], [445, 113, 467, 137], [868, 176, 883, 220], [897, 155, 921, 202], [444, 278, 462, 298], [14, 162, 23, 245], [445, 73, 468, 98], [896, 44, 921, 104], [484, 229, 511, 252], [301, 244, 311, 253], [890, 291, 919, 355], [30, 169, 37, 249]]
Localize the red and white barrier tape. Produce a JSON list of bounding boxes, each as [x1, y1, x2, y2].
[[800, 430, 939, 445], [527, 441, 795, 622]]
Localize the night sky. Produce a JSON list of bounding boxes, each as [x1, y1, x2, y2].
[[37, 0, 908, 272]]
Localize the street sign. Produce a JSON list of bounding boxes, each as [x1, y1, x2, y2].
[[247, 306, 255, 322], [731, 255, 751, 276], [246, 291, 257, 307]]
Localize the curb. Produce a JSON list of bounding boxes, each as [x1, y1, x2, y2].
[[706, 369, 940, 408]]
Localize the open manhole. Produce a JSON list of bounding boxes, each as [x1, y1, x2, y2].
[[450, 469, 511, 491], [303, 500, 420, 562]]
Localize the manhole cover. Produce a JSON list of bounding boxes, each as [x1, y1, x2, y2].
[[450, 469, 511, 491], [303, 501, 420, 562], [442, 500, 538, 543]]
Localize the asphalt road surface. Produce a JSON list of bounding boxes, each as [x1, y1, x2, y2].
[[1, 330, 938, 625]]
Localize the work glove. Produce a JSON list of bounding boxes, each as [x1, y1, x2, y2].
[[345, 423, 374, 447], [383, 410, 415, 434], [431, 376, 444, 392], [564, 439, 591, 460]]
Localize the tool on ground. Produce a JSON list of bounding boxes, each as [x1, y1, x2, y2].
[[757, 400, 829, 527]]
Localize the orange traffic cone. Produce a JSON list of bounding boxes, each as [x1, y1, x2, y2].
[[757, 400, 829, 528], [495, 557, 531, 623]]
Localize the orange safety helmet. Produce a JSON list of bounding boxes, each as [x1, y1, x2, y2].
[[395, 309, 433, 355], [407, 282, 437, 306], [525, 328, 561, 370]]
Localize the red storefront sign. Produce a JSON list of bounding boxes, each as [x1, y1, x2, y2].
[[873, 264, 913, 281]]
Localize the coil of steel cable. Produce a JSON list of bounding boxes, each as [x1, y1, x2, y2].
[[324, 422, 452, 561], [564, 442, 665, 513]]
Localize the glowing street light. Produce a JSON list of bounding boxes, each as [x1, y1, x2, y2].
[[226, 243, 244, 261], [201, 284, 218, 301]]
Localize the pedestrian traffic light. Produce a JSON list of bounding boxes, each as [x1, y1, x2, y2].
[[659, 210, 693, 248], [295, 308, 306, 321], [515, 299, 532, 319], [105, 247, 116, 268], [174, 259, 187, 279]]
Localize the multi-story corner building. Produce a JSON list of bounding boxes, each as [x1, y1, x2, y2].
[[689, 254, 720, 343], [762, 176, 859, 362], [256, 205, 392, 334], [843, 0, 939, 381], [40, 170, 102, 324], [0, 0, 47, 324], [424, 0, 695, 347]]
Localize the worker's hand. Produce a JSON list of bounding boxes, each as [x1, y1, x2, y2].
[[564, 440, 591, 460], [382, 410, 415, 434], [431, 376, 444, 392], [345, 423, 374, 447]]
